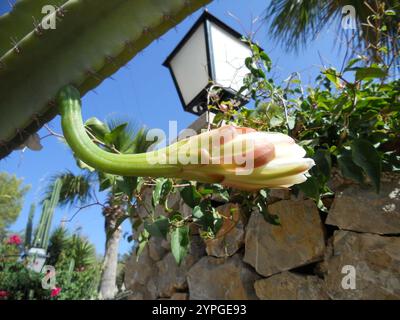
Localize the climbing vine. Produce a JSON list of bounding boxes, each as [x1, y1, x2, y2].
[[62, 9, 399, 266]]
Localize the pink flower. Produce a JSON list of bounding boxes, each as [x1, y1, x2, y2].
[[51, 287, 62, 297], [0, 290, 8, 298], [7, 235, 22, 245]]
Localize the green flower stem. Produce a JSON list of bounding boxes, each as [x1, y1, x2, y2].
[[57, 85, 184, 178]]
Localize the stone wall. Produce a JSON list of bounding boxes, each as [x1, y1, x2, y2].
[[123, 115, 400, 300], [124, 175, 400, 300]]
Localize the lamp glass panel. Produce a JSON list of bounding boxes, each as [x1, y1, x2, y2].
[[169, 23, 209, 105], [209, 22, 252, 92]]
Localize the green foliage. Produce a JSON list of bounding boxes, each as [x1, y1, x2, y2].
[[144, 216, 169, 239], [47, 228, 97, 270], [44, 171, 95, 208], [264, 0, 400, 67], [135, 16, 399, 264], [0, 261, 49, 300], [52, 231, 100, 300], [152, 178, 173, 211], [171, 225, 190, 266], [351, 139, 382, 192], [0, 236, 49, 300], [192, 200, 223, 238], [180, 184, 202, 208], [355, 67, 388, 81], [0, 172, 30, 237], [46, 227, 69, 267], [214, 38, 399, 202], [0, 228, 100, 300]]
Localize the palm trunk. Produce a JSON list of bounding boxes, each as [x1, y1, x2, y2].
[[99, 215, 121, 300]]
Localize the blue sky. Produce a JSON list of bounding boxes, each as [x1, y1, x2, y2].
[[0, 0, 347, 255]]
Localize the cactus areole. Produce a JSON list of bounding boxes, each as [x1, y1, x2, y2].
[[58, 85, 315, 191], [0, 0, 211, 159]]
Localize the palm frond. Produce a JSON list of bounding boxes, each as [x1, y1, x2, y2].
[[47, 226, 69, 266], [265, 0, 400, 64], [67, 234, 97, 268], [106, 117, 157, 154], [42, 170, 95, 207]]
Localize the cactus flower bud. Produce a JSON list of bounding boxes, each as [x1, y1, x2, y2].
[[161, 125, 315, 191], [58, 85, 314, 192]]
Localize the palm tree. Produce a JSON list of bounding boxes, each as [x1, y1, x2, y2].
[[46, 226, 69, 267], [43, 118, 155, 299], [265, 0, 399, 64], [47, 226, 97, 270]]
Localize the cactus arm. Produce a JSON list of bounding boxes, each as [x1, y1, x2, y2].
[[58, 85, 184, 177], [0, 0, 211, 159], [0, 0, 68, 57], [32, 179, 62, 248], [24, 203, 36, 249], [42, 178, 62, 250], [33, 199, 48, 248]]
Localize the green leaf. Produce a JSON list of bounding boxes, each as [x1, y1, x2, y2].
[[116, 176, 137, 198], [351, 139, 381, 192], [355, 67, 387, 81], [144, 216, 169, 239], [180, 185, 202, 208], [337, 150, 364, 184], [152, 178, 173, 208], [104, 123, 127, 145], [259, 189, 268, 199], [136, 229, 149, 260], [97, 172, 115, 191], [287, 115, 296, 130], [132, 216, 142, 231], [197, 185, 214, 196], [343, 58, 361, 72], [312, 149, 331, 184], [245, 57, 253, 70], [192, 205, 205, 220], [192, 200, 223, 235], [171, 225, 190, 265], [169, 211, 183, 223], [323, 68, 340, 87], [260, 51, 272, 71], [270, 116, 283, 128], [211, 184, 230, 202], [152, 178, 165, 207], [297, 176, 320, 200], [85, 117, 110, 141], [76, 158, 95, 172], [135, 177, 145, 194], [385, 9, 396, 15], [255, 195, 280, 225]]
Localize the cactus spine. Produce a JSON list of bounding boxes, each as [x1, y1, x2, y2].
[[0, 0, 211, 159], [33, 179, 62, 249]]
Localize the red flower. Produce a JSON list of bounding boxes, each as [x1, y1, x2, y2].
[[7, 234, 22, 245], [0, 290, 8, 298], [51, 287, 62, 297]]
